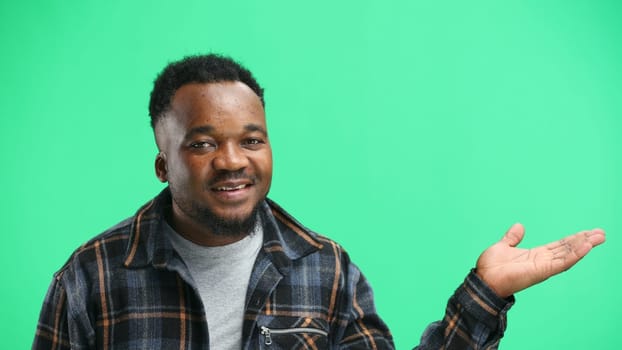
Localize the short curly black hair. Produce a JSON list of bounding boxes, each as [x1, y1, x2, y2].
[[148, 54, 265, 129]]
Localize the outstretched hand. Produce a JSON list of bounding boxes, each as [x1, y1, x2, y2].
[[476, 223, 606, 298]]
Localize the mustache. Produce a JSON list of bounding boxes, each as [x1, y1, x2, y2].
[[206, 169, 257, 187]]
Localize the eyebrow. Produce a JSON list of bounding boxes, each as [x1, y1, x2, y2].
[[244, 123, 268, 136], [184, 125, 214, 140], [183, 123, 268, 140]]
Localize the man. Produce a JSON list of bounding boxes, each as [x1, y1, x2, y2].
[[33, 54, 605, 349]]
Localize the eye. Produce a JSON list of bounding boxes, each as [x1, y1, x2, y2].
[[190, 141, 216, 149], [243, 138, 265, 146]]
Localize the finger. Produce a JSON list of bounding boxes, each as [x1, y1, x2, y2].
[[550, 240, 581, 261], [501, 223, 524, 247], [546, 229, 606, 252], [586, 228, 606, 247], [547, 229, 605, 263], [572, 229, 606, 257]]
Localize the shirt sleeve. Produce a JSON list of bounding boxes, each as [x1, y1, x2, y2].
[[414, 269, 515, 350], [32, 273, 93, 350]]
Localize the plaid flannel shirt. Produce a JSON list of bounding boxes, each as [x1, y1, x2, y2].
[[33, 188, 513, 349]]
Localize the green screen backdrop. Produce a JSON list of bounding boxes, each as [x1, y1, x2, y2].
[[1, 0, 620, 348]]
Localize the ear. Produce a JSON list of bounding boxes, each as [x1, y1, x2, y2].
[[155, 152, 168, 183]]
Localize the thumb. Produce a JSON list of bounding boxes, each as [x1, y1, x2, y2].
[[501, 223, 525, 247]]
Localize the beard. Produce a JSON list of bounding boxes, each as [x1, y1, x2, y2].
[[168, 169, 266, 237], [169, 168, 263, 238], [171, 193, 262, 237]]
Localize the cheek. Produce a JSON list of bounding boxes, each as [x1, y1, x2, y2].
[[169, 156, 210, 184], [257, 154, 273, 178], [187, 162, 211, 183]]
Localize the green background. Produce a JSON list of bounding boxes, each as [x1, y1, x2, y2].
[[1, 0, 620, 348]]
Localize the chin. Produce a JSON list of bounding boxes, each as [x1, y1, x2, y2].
[[224, 210, 258, 224]]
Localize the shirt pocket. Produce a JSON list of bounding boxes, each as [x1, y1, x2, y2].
[[257, 317, 329, 349]]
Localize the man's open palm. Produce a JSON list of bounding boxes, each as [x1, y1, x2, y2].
[[476, 223, 606, 298]]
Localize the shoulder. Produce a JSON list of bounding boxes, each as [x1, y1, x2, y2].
[[264, 198, 352, 260], [53, 190, 168, 280], [53, 216, 134, 281], [263, 198, 359, 279]]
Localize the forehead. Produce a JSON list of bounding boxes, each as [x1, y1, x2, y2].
[[168, 81, 266, 128]]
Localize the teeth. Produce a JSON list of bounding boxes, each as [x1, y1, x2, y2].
[[216, 184, 247, 191]]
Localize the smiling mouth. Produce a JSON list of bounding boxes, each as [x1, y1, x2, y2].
[[214, 184, 251, 191]]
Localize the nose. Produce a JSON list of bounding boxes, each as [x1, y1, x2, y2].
[[212, 143, 248, 171]]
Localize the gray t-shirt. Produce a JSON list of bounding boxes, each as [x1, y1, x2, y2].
[[164, 220, 263, 350]]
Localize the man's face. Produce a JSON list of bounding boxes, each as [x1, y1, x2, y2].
[[154, 81, 272, 239]]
